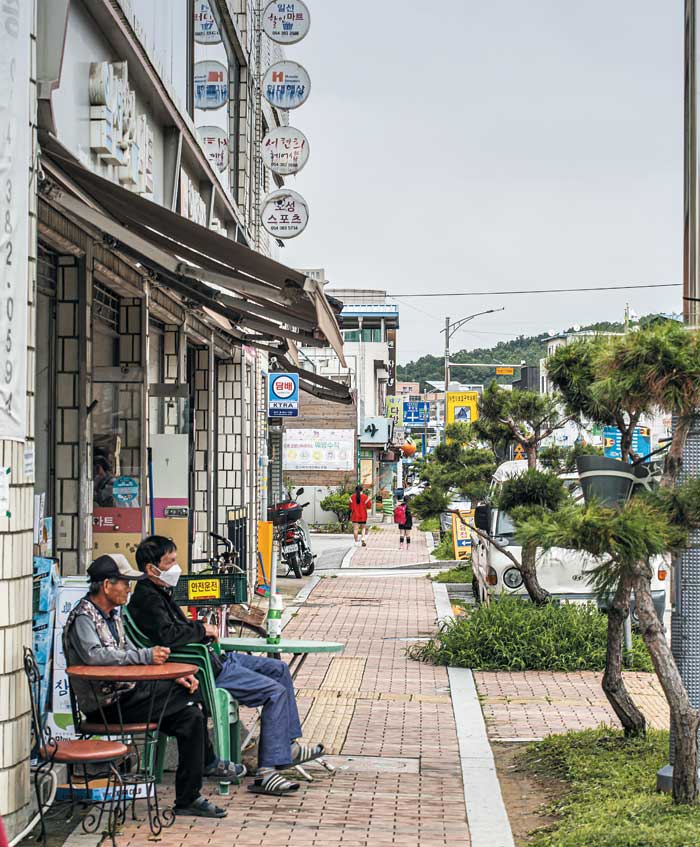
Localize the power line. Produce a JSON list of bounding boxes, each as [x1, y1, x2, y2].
[[389, 282, 680, 298]]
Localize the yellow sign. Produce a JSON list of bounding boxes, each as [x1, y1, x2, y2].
[[452, 511, 474, 560], [446, 392, 479, 426], [385, 396, 404, 426], [256, 521, 273, 596], [188, 578, 221, 601], [496, 367, 514, 376]]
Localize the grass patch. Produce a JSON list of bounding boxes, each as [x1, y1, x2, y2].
[[418, 516, 440, 532], [431, 564, 473, 583], [408, 594, 652, 671], [519, 727, 700, 847], [432, 534, 457, 560]]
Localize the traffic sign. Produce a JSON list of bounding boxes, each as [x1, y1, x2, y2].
[[269, 373, 299, 417]]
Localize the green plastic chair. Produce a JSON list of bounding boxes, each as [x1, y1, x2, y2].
[[122, 609, 242, 790]]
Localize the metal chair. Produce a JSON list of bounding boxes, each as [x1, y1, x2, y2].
[[24, 647, 129, 847]]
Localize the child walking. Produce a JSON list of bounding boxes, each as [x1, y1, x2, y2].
[[394, 498, 413, 547], [349, 485, 372, 546]]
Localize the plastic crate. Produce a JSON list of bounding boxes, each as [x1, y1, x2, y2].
[[268, 501, 303, 525], [171, 573, 246, 607]]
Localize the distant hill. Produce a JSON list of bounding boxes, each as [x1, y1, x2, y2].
[[397, 319, 631, 390]]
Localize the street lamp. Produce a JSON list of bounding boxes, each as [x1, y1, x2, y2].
[[440, 308, 505, 396]]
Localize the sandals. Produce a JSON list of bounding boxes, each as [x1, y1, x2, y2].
[[291, 742, 325, 767], [204, 759, 247, 780], [248, 773, 300, 797]]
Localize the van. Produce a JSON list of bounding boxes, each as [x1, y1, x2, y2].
[[470, 460, 668, 619]]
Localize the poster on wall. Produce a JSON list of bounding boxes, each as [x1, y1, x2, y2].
[[0, 1, 29, 441], [194, 0, 222, 44], [194, 61, 228, 110], [283, 429, 355, 471]]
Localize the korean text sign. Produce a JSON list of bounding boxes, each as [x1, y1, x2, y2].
[[268, 372, 299, 417], [446, 392, 479, 426]]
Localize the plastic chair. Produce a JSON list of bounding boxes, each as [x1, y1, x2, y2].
[[122, 610, 241, 789], [24, 648, 129, 847]]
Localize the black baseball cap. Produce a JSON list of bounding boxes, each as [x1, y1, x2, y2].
[[88, 554, 146, 582]]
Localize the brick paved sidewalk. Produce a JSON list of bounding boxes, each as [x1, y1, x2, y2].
[[474, 670, 668, 741], [113, 575, 471, 847], [350, 524, 431, 567]]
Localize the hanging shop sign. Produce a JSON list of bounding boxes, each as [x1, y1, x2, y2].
[[194, 60, 228, 110], [387, 328, 397, 395], [197, 126, 229, 173], [261, 126, 310, 176], [0, 0, 29, 440], [263, 61, 311, 111], [194, 0, 222, 44], [261, 189, 309, 239], [268, 372, 300, 417], [262, 1, 311, 44], [385, 397, 404, 427], [89, 61, 154, 195]]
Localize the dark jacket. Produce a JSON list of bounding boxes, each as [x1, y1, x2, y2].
[[128, 578, 207, 648]]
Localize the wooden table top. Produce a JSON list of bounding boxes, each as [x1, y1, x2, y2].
[[67, 662, 198, 682]]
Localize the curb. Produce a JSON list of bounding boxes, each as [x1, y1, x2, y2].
[[281, 574, 321, 630], [340, 544, 357, 569], [431, 583, 515, 847]]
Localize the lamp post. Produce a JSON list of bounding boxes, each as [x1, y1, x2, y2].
[[441, 308, 504, 431], [657, 0, 700, 792]]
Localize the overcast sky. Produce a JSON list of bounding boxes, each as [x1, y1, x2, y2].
[[280, 2, 683, 364]]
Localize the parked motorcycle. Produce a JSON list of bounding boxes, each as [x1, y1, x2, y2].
[[268, 488, 316, 579]]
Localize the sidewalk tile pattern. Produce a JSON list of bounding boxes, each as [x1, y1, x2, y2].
[[113, 560, 471, 845], [350, 525, 431, 567], [474, 670, 668, 740]]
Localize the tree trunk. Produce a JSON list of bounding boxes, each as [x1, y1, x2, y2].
[[525, 443, 537, 469], [661, 414, 692, 489], [602, 575, 646, 737], [633, 569, 700, 804], [519, 543, 550, 606]]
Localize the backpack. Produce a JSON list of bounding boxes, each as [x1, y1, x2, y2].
[[393, 503, 407, 524]]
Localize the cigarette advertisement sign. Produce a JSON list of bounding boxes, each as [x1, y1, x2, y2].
[[283, 429, 355, 471], [268, 373, 299, 418], [446, 392, 479, 426]]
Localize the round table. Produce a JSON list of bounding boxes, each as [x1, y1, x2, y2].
[[67, 663, 197, 835]]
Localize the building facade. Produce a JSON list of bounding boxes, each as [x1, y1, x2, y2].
[[1, 1, 344, 837]]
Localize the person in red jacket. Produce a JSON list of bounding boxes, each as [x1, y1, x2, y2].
[[349, 485, 372, 546]]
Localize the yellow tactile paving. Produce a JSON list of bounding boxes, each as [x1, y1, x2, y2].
[[301, 696, 358, 754], [320, 656, 366, 692], [297, 687, 452, 705]]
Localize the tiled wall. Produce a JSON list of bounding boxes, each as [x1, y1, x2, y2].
[[1, 4, 37, 835]]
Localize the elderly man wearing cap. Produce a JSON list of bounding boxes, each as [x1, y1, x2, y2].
[[63, 553, 237, 819]]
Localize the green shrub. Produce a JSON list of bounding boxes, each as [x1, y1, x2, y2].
[[432, 534, 457, 560], [432, 564, 473, 583], [408, 595, 652, 671], [320, 491, 351, 529], [519, 727, 700, 847], [418, 516, 440, 532]]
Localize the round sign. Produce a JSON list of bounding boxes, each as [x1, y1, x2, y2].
[[262, 0, 311, 44], [261, 126, 310, 176], [112, 476, 139, 507], [197, 126, 229, 173], [271, 375, 296, 399], [194, 61, 228, 111], [263, 61, 311, 111], [261, 189, 309, 239], [194, 0, 222, 44]]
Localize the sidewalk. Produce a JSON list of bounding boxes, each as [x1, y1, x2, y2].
[[349, 524, 431, 567], [474, 670, 668, 741], [111, 565, 471, 845]]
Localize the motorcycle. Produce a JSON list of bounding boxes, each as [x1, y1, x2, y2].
[[268, 488, 316, 579]]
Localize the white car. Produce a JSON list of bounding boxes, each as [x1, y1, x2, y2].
[[470, 460, 669, 618]]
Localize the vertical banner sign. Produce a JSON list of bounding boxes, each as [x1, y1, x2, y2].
[[385, 396, 403, 426], [0, 2, 28, 441], [268, 373, 299, 418], [386, 328, 397, 395], [452, 510, 474, 559]]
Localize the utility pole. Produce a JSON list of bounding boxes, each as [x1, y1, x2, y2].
[[658, 0, 700, 792]]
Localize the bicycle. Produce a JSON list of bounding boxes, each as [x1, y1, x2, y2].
[[188, 532, 267, 639]]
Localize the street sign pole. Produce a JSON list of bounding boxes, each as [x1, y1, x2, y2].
[[658, 0, 700, 792]]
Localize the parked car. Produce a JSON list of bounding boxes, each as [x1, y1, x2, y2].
[[470, 460, 669, 619]]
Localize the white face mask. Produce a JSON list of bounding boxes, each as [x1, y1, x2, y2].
[[156, 563, 182, 588]]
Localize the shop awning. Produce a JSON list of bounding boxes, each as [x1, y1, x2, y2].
[[40, 137, 346, 364]]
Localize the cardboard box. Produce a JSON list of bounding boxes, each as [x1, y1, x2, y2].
[[56, 779, 148, 802], [55, 577, 87, 628], [32, 609, 55, 666], [46, 712, 77, 741], [35, 659, 52, 719], [51, 664, 71, 715]]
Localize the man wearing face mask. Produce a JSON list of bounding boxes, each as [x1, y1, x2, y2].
[[130, 536, 325, 797]]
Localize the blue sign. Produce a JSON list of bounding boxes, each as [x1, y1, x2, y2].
[[112, 476, 139, 506], [603, 426, 652, 462], [403, 401, 430, 426], [269, 372, 299, 418]]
